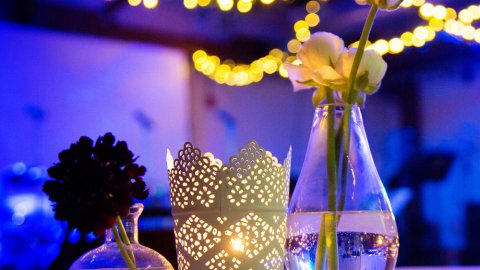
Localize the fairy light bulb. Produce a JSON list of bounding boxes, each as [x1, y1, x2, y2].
[[425, 26, 436, 41], [459, 9, 473, 24], [305, 13, 320, 27], [198, 0, 211, 6], [412, 36, 426, 47], [468, 5, 480, 19], [296, 28, 311, 42], [412, 0, 425, 6], [445, 8, 457, 20], [143, 0, 158, 9], [128, 0, 141, 6], [474, 29, 480, 43], [279, 64, 289, 78], [237, 0, 252, 13], [433, 5, 447, 20], [462, 25, 476, 40], [413, 26, 428, 40], [389, 38, 404, 54], [306, 0, 320, 13], [373, 39, 389, 55], [217, 0, 234, 11], [401, 0, 413, 8], [260, 0, 274, 4], [184, 0, 198, 9], [420, 3, 434, 18], [428, 18, 444, 32], [287, 39, 301, 53], [401, 32, 414, 46]]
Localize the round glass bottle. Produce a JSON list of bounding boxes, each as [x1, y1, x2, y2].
[[70, 203, 174, 270]]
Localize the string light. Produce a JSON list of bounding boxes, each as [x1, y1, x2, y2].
[[130, 0, 480, 86], [191, 0, 325, 85], [184, 0, 198, 9], [192, 1, 480, 85], [367, 3, 480, 56], [181, 0, 280, 13], [388, 38, 404, 54]]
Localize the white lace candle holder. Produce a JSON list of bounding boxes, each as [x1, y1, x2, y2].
[[167, 141, 291, 270]]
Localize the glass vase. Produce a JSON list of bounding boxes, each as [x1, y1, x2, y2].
[[285, 105, 399, 270], [70, 203, 174, 270]]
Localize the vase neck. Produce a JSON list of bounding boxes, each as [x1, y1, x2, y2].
[[315, 104, 363, 124], [105, 203, 143, 244]]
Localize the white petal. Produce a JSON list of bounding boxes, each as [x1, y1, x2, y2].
[[311, 66, 346, 88], [365, 83, 381, 94], [297, 32, 345, 71], [335, 49, 387, 88], [284, 63, 314, 92], [334, 50, 356, 79], [359, 50, 387, 85]]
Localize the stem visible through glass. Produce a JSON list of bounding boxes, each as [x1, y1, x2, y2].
[[113, 216, 136, 269], [315, 91, 339, 270], [313, 5, 379, 269]]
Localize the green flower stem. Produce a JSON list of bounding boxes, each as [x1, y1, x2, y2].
[[314, 90, 339, 270], [334, 115, 345, 166], [314, 216, 327, 270], [314, 5, 379, 270], [116, 216, 132, 246], [325, 213, 338, 270], [112, 222, 136, 269], [325, 97, 339, 270], [338, 104, 352, 219], [338, 4, 378, 225], [115, 216, 136, 265], [326, 91, 337, 212], [347, 4, 379, 104], [313, 6, 380, 264]]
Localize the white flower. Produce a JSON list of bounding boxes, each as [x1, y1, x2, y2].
[[284, 31, 388, 105], [284, 32, 344, 92], [355, 0, 402, 10], [335, 48, 387, 94]]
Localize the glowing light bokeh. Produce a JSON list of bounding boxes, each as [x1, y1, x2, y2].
[[129, 0, 480, 85]]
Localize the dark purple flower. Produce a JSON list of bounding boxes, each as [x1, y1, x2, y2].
[[42, 133, 149, 236]]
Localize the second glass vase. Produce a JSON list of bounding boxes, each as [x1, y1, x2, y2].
[[69, 203, 174, 270], [285, 105, 399, 270]]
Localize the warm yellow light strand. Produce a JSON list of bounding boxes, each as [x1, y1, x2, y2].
[[191, 0, 323, 86], [191, 1, 480, 86], [368, 2, 480, 56], [181, 0, 277, 12], [129, 0, 480, 85]]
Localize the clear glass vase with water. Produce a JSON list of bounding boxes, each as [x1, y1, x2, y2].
[[286, 105, 399, 270]]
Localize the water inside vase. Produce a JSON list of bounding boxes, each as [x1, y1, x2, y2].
[[285, 211, 399, 270]]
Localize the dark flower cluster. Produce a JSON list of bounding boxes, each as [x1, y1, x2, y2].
[[43, 133, 149, 236]]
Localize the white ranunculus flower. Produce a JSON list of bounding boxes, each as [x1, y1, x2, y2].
[[297, 32, 345, 71], [335, 48, 387, 94], [284, 32, 345, 92], [355, 0, 402, 10]]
